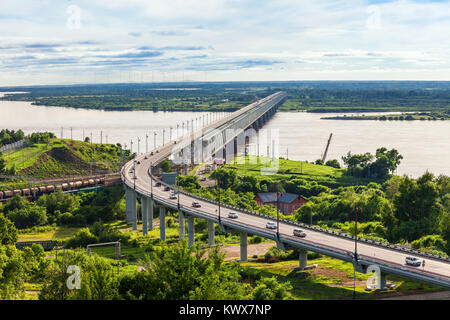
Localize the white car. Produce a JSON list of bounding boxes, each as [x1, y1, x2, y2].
[[405, 256, 421, 267], [169, 193, 177, 200], [228, 212, 239, 219], [293, 228, 306, 237], [266, 221, 277, 229]]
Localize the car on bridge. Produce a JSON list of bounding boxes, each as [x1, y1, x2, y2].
[[266, 221, 277, 229], [169, 193, 177, 200], [405, 256, 421, 267], [228, 212, 238, 219], [293, 228, 306, 237], [164, 186, 171, 191], [192, 201, 201, 208], [155, 182, 162, 187]]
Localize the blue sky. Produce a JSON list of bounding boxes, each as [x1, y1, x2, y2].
[[0, 0, 449, 85]]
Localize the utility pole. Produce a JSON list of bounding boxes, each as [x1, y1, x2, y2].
[[100, 131, 103, 144], [137, 137, 140, 155], [70, 127, 73, 140], [146, 134, 148, 153], [276, 191, 280, 239], [154, 132, 157, 149]]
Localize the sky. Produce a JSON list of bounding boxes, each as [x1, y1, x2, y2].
[[0, 0, 449, 86]]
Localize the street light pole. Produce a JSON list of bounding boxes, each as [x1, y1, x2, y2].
[[353, 204, 360, 299], [146, 134, 148, 153], [150, 162, 153, 199], [276, 191, 280, 239], [216, 166, 221, 223]]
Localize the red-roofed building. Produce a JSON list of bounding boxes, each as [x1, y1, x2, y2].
[[254, 192, 308, 215]]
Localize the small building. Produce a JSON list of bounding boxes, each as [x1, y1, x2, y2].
[[162, 172, 179, 185], [254, 192, 308, 215]]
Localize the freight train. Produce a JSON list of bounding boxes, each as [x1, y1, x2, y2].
[[0, 177, 105, 203]]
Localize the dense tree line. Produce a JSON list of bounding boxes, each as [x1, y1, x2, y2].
[[0, 129, 24, 147], [0, 187, 125, 230], [3, 81, 450, 113]]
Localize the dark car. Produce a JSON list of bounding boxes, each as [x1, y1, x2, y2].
[[164, 186, 171, 191], [192, 201, 201, 208], [155, 182, 162, 187]]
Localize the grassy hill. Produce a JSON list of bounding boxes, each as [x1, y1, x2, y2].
[[224, 155, 377, 187], [2, 138, 128, 178]]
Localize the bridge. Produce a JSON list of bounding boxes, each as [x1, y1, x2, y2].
[[121, 91, 450, 290]]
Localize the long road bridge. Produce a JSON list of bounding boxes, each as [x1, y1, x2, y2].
[[121, 91, 450, 290]]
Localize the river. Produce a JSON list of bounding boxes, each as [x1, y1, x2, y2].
[[1, 94, 448, 178]]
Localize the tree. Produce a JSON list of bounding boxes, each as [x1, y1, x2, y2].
[[6, 204, 47, 229], [251, 277, 292, 300], [0, 214, 18, 245], [118, 241, 250, 300], [0, 245, 26, 299], [160, 159, 172, 173], [0, 152, 6, 174], [325, 159, 340, 168]]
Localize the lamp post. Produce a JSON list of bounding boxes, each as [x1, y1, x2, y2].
[[353, 204, 361, 299], [146, 134, 148, 153], [137, 137, 140, 155], [150, 162, 153, 199], [163, 129, 165, 145], [154, 132, 157, 149], [216, 165, 221, 223], [276, 191, 280, 239]]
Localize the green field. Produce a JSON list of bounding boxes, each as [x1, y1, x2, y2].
[[224, 155, 376, 187]]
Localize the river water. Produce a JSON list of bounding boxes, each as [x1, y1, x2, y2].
[[1, 94, 448, 178]]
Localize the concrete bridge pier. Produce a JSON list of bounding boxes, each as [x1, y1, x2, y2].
[[159, 206, 166, 241], [299, 249, 308, 269], [131, 190, 137, 230], [208, 220, 215, 247], [240, 232, 248, 262], [142, 197, 148, 236], [178, 210, 185, 240], [125, 188, 132, 223], [148, 197, 154, 231], [187, 215, 195, 247]]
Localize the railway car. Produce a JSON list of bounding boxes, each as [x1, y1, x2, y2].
[[61, 183, 69, 191], [22, 188, 31, 196], [13, 189, 22, 196], [46, 185, 55, 192]]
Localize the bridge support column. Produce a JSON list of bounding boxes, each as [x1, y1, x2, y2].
[[379, 273, 387, 290], [240, 232, 247, 262], [208, 220, 215, 247], [159, 206, 166, 241], [299, 249, 307, 269], [188, 216, 195, 247], [149, 198, 153, 231], [142, 197, 148, 236], [233, 137, 238, 163], [179, 210, 185, 240], [125, 188, 131, 223], [131, 190, 137, 230]]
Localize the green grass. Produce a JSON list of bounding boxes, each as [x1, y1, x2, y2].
[[17, 226, 80, 242], [240, 255, 443, 300], [3, 138, 125, 178], [226, 155, 376, 187]]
